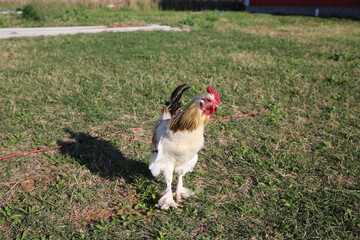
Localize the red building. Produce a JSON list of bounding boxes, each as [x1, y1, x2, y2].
[[244, 0, 360, 18]]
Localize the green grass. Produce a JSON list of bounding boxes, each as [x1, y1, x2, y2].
[[1, 5, 360, 239]]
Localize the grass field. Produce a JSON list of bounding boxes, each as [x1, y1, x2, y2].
[[1, 4, 360, 239]]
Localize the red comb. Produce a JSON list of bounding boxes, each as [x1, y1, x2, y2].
[[207, 86, 220, 105]]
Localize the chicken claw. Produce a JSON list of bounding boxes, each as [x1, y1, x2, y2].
[[175, 187, 194, 202], [156, 195, 183, 210]]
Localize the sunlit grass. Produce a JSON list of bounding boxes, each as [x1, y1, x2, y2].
[[0, 7, 359, 239]]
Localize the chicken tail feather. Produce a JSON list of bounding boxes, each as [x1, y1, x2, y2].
[[165, 84, 192, 117]]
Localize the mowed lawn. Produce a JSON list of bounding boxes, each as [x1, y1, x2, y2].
[[1, 6, 360, 239]]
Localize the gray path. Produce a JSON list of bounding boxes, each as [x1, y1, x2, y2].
[[0, 25, 181, 39]]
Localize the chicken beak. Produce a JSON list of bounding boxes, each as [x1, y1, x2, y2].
[[217, 104, 222, 110]]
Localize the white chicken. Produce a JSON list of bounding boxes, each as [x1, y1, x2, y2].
[[149, 84, 221, 210]]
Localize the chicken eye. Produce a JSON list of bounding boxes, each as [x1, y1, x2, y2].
[[205, 99, 211, 104]]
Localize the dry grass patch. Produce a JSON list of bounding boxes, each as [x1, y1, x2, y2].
[[0, 0, 153, 8], [240, 28, 291, 36], [228, 50, 276, 70]]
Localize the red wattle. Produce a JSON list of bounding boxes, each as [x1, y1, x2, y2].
[[204, 108, 216, 115]]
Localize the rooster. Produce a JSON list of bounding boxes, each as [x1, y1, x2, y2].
[[149, 84, 221, 210]]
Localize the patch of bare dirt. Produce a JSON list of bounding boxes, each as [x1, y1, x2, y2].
[[72, 207, 117, 223], [67, 189, 150, 226], [307, 21, 320, 25], [21, 179, 35, 192], [14, 173, 56, 193]]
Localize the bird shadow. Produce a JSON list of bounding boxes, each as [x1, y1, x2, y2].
[[57, 128, 152, 183]]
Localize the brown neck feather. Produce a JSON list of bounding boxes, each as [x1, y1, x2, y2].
[[168, 101, 210, 133]]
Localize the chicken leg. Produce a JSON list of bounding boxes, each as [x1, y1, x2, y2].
[[156, 168, 181, 210], [175, 173, 194, 202]]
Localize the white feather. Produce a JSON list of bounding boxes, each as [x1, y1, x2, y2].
[[149, 118, 204, 178]]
